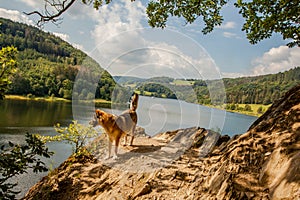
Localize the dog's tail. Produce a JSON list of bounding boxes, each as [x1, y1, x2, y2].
[[129, 93, 139, 111]]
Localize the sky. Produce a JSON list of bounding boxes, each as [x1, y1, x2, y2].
[[1, 0, 300, 80]]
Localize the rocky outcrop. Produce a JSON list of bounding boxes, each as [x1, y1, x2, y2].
[[23, 85, 300, 200]]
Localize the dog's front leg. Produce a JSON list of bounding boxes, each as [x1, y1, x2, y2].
[[113, 136, 121, 159], [113, 145, 118, 159]]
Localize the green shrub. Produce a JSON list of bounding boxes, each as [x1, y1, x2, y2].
[[38, 121, 98, 156], [257, 106, 264, 114], [244, 104, 252, 112]]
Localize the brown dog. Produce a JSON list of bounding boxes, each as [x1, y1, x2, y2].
[[91, 93, 138, 159]]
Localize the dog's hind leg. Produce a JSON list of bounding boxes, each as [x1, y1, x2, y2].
[[105, 138, 112, 160], [123, 135, 128, 146]]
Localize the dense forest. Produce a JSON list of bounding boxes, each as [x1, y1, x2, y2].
[[0, 17, 127, 101], [137, 82, 177, 99], [118, 67, 300, 106], [192, 67, 300, 105]]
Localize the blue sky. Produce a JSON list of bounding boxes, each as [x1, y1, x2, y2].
[[1, 0, 299, 79]]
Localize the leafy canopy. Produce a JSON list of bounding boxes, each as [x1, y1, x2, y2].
[[147, 0, 227, 34], [235, 0, 300, 47]]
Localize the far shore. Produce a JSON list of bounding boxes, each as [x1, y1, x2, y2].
[[4, 95, 112, 108], [5, 95, 71, 102], [206, 103, 271, 117], [4, 95, 269, 117]]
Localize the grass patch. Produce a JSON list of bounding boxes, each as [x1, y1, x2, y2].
[[5, 95, 71, 103], [172, 79, 194, 86], [206, 103, 271, 117], [94, 99, 112, 108], [4, 95, 114, 108], [238, 104, 271, 114]]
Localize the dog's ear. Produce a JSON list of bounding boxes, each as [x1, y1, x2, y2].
[[95, 109, 102, 119]]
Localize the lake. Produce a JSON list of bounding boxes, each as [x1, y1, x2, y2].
[[0, 96, 257, 198]]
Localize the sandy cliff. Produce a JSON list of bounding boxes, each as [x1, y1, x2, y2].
[[23, 85, 300, 200]]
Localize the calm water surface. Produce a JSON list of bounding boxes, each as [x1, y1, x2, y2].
[[0, 96, 257, 197]]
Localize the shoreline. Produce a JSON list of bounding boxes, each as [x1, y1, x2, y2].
[[4, 94, 269, 117], [205, 103, 271, 117], [137, 94, 269, 117], [4, 95, 71, 103], [4, 95, 112, 107]]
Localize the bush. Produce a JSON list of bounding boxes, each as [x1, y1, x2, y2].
[[38, 121, 98, 156], [257, 106, 264, 114], [229, 104, 236, 110], [244, 104, 252, 112]]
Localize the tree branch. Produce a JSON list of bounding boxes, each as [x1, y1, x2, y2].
[[24, 0, 76, 27]]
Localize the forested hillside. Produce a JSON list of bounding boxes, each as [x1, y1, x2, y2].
[[117, 67, 300, 106], [225, 68, 300, 104], [193, 67, 300, 105], [0, 17, 123, 101]]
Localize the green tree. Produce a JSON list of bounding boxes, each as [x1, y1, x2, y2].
[[60, 79, 73, 99], [25, 0, 299, 47], [0, 133, 53, 200], [0, 46, 17, 100]]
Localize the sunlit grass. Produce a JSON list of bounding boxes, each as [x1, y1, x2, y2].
[[171, 79, 194, 86], [5, 95, 113, 105], [208, 103, 271, 117], [5, 95, 70, 102]]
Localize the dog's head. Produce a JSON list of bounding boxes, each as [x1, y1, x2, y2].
[[89, 109, 104, 127], [130, 93, 139, 111]]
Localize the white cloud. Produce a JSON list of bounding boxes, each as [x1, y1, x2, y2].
[[221, 72, 245, 78], [91, 0, 145, 41], [223, 31, 240, 39], [53, 32, 85, 51], [0, 8, 33, 25], [53, 32, 70, 41], [251, 46, 300, 76], [19, 0, 43, 8], [87, 0, 221, 80], [72, 43, 85, 51], [222, 46, 300, 78], [215, 21, 241, 40], [217, 21, 236, 29]]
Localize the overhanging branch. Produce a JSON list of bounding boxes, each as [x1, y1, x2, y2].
[[24, 0, 76, 27]]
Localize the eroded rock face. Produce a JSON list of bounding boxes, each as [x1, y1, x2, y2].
[[23, 85, 300, 200]]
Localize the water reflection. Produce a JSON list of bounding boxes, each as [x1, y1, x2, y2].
[[0, 99, 73, 128]]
